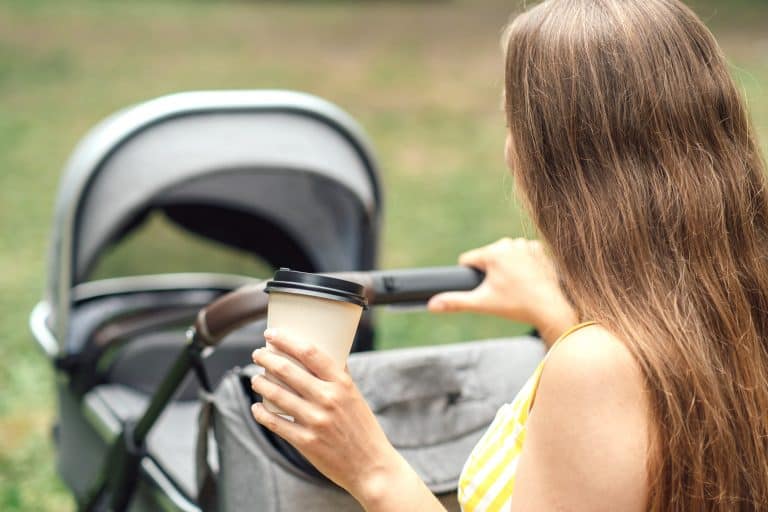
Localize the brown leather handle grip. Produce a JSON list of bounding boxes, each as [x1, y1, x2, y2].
[[193, 267, 481, 347], [193, 272, 373, 347], [193, 283, 269, 346]]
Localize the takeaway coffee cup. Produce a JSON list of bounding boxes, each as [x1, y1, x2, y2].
[[262, 269, 367, 416]]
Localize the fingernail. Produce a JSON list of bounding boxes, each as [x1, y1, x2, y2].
[[251, 403, 261, 416], [264, 328, 277, 339], [251, 348, 262, 362]]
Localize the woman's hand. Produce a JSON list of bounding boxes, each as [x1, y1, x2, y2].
[[427, 237, 578, 346], [250, 329, 441, 510]]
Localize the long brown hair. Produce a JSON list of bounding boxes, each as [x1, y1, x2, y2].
[[503, 0, 768, 509]]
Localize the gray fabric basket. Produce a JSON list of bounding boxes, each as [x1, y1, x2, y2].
[[198, 337, 544, 511]]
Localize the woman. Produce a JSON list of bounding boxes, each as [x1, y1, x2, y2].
[[250, 0, 768, 510]]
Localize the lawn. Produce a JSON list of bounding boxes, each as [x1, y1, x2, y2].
[[1, 0, 766, 509]]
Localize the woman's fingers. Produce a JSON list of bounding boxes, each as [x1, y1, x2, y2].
[[427, 285, 488, 313], [250, 374, 332, 430], [262, 328, 340, 380], [427, 288, 487, 313], [458, 247, 489, 269], [252, 348, 331, 402], [458, 237, 519, 268], [251, 402, 314, 447], [250, 373, 308, 419]]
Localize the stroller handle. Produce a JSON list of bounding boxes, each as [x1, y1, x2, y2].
[[194, 266, 484, 346]]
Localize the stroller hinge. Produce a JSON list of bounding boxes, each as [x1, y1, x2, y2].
[[54, 353, 80, 372]]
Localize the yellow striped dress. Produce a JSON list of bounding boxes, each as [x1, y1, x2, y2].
[[457, 321, 597, 512]]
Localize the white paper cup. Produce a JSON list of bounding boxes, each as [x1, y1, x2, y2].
[[262, 269, 367, 416]]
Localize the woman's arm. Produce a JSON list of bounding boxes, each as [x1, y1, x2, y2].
[[351, 456, 448, 511], [427, 238, 578, 347], [509, 325, 650, 511], [250, 329, 447, 512]]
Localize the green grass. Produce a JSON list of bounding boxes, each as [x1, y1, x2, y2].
[[1, 0, 766, 510]]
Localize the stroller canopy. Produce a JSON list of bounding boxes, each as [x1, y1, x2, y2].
[[45, 90, 382, 349]]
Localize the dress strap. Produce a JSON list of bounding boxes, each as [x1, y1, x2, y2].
[[552, 320, 598, 348]]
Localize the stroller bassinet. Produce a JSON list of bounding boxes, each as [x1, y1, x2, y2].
[[30, 90, 544, 511]]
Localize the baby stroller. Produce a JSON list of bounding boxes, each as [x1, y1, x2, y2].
[[30, 90, 545, 511]]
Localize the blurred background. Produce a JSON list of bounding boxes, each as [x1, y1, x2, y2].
[[1, 0, 766, 509]]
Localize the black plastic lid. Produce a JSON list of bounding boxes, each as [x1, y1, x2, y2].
[[264, 268, 367, 308]]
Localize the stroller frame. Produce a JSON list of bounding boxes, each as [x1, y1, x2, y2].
[[31, 90, 386, 511], [31, 90, 543, 512]]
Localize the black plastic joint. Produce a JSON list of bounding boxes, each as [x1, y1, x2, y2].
[[122, 423, 146, 458], [53, 354, 80, 372]]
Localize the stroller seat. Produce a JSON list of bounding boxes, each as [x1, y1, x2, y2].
[[86, 385, 203, 500]]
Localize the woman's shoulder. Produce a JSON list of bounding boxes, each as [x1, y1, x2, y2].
[[510, 324, 650, 511], [541, 323, 649, 438], [547, 323, 643, 385]]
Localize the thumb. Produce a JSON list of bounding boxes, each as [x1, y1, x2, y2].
[[427, 290, 484, 313]]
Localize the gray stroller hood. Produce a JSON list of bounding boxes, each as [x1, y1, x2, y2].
[[39, 90, 382, 355]]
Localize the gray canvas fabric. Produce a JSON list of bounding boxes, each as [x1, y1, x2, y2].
[[73, 112, 376, 283], [203, 336, 544, 511], [156, 169, 369, 273], [107, 320, 266, 400], [66, 289, 221, 354]]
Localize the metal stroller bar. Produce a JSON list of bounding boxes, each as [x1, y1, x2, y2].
[[82, 266, 483, 512]]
